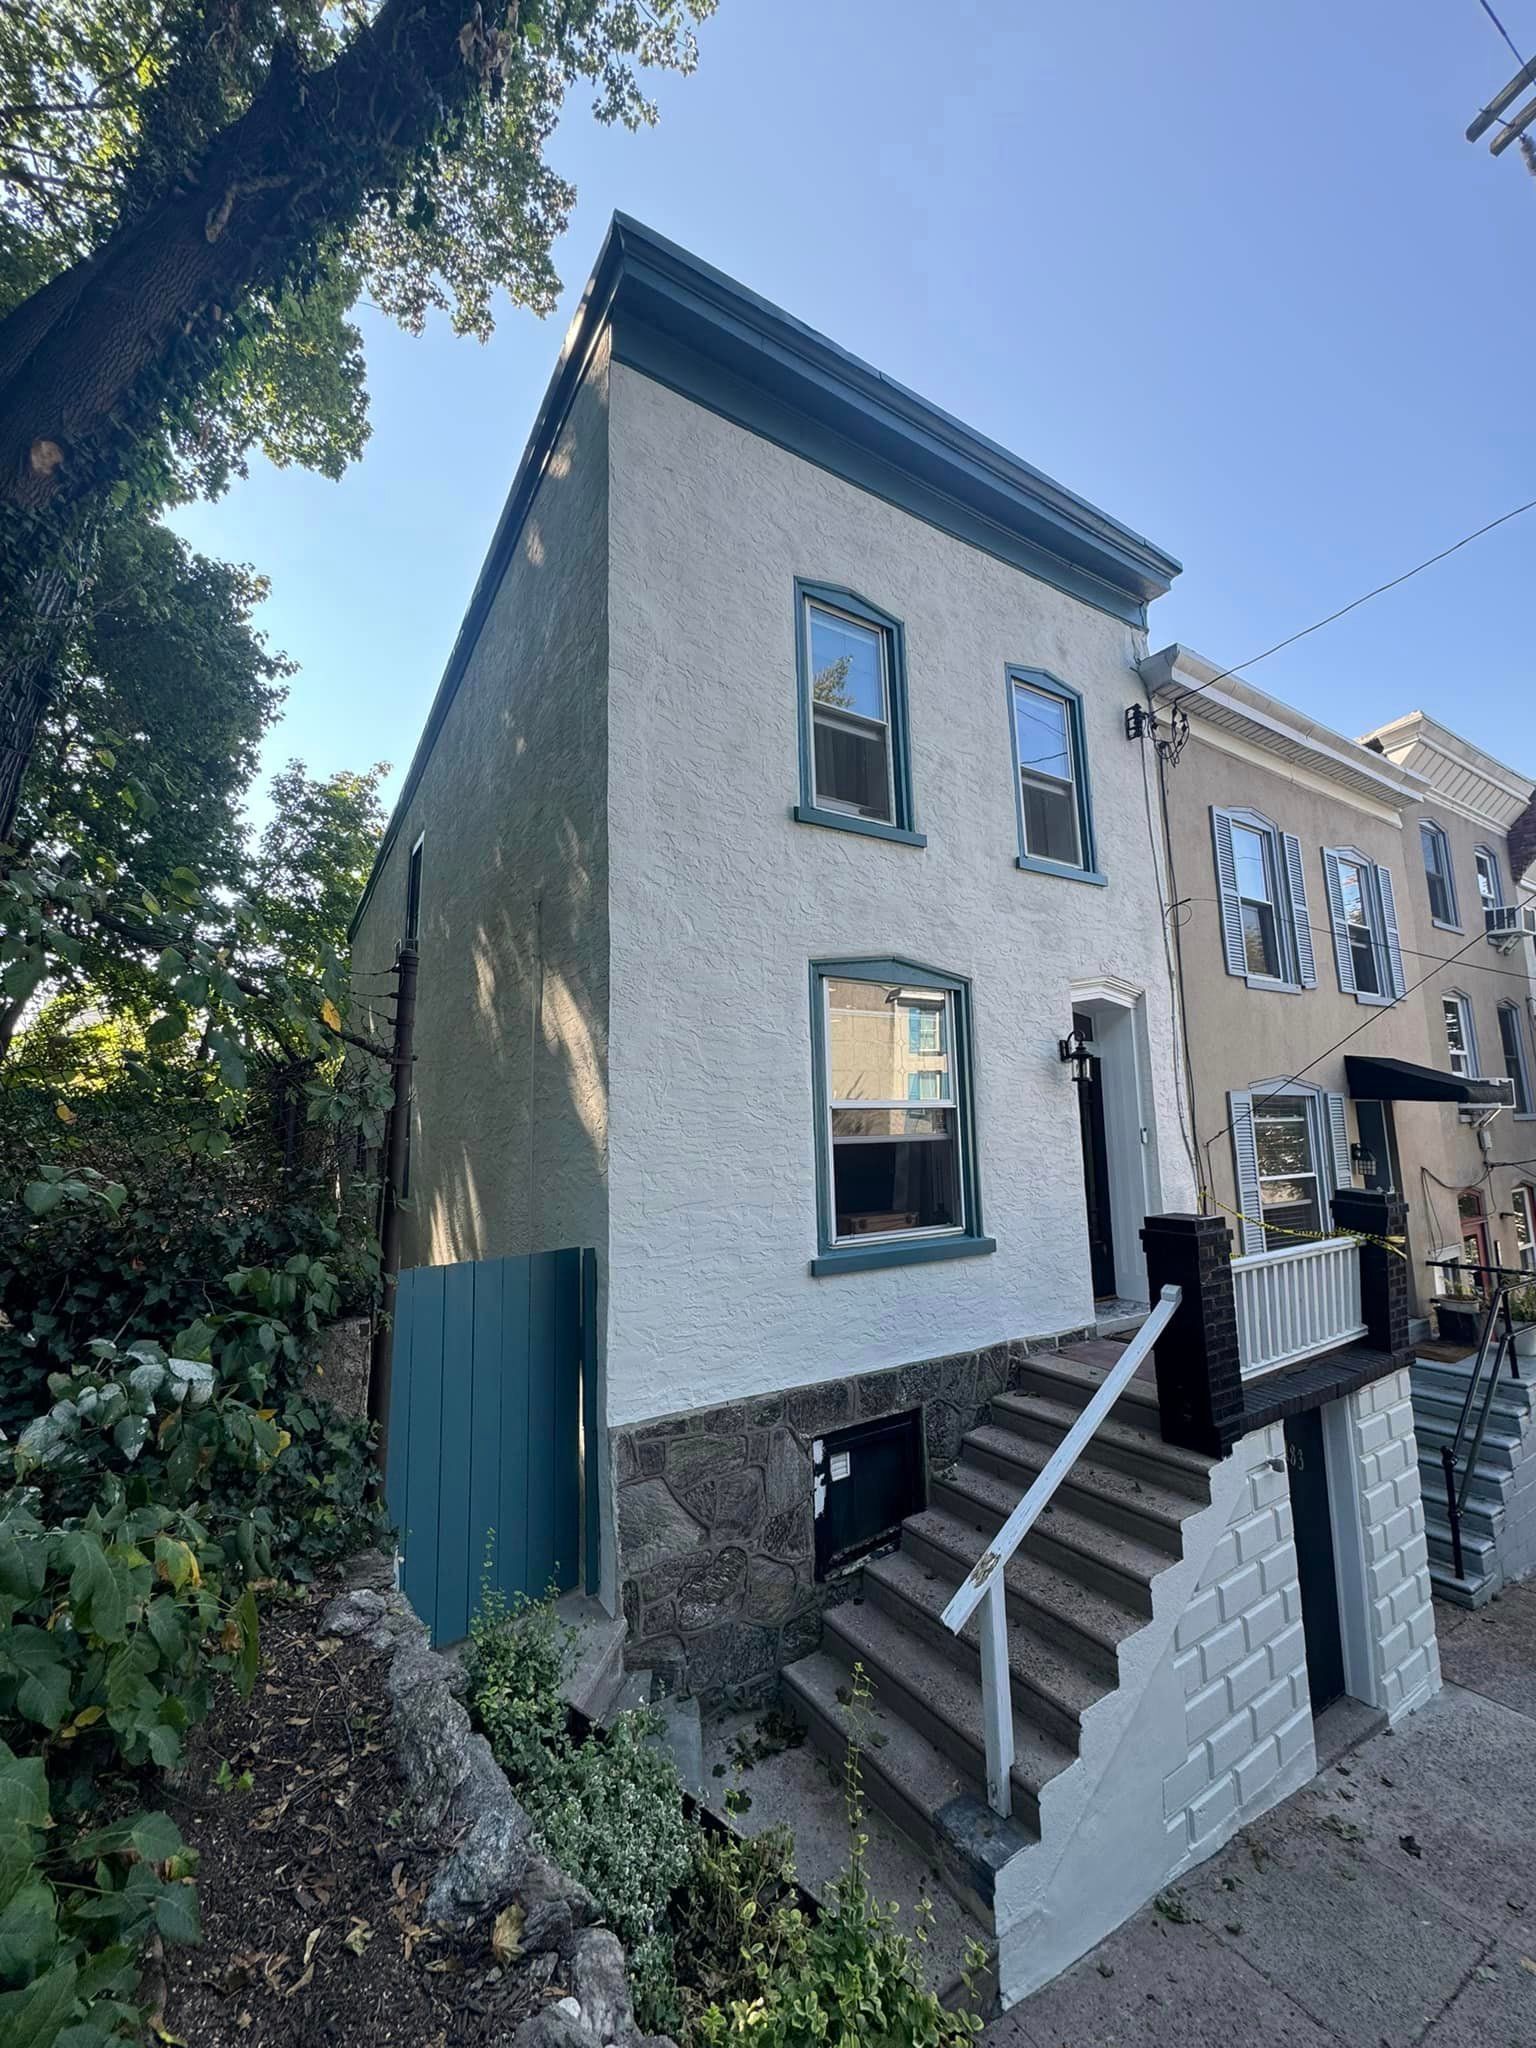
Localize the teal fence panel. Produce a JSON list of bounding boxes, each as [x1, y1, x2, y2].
[[386, 1248, 590, 1644]]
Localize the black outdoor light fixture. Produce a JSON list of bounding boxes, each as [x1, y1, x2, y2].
[[1350, 1141, 1377, 1183], [1059, 1025, 1093, 1087]]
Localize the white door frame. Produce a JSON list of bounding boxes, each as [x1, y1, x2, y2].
[[1071, 978, 1161, 1303]]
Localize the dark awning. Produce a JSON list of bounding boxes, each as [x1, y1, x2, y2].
[[1345, 1054, 1510, 1106]]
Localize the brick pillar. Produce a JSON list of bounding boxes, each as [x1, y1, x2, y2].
[[1141, 1213, 1245, 1457], [1330, 1187, 1411, 1362]]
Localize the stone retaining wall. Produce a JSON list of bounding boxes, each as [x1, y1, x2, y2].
[[611, 1326, 1093, 1708]]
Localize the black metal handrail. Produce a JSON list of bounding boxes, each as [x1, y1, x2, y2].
[[1426, 1261, 1527, 1583]]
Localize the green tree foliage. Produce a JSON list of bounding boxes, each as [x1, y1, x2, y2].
[[248, 758, 389, 987], [0, 0, 715, 533]]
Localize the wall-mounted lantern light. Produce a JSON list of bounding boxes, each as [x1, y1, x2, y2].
[[1350, 1141, 1377, 1184], [1059, 1025, 1093, 1088]]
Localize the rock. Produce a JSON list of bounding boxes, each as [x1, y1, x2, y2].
[[618, 1480, 706, 1575], [508, 2009, 602, 2048], [424, 1793, 535, 1926], [514, 1853, 596, 1955], [555, 1999, 582, 2022], [319, 1588, 387, 1637], [567, 1928, 633, 2043]]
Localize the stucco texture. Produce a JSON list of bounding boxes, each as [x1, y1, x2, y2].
[[350, 343, 612, 1278], [602, 360, 1194, 1430]]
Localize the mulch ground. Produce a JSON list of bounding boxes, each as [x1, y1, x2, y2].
[[158, 1576, 547, 2047]]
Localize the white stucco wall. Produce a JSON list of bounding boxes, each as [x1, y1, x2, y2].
[[350, 343, 612, 1276], [603, 361, 1195, 1429]]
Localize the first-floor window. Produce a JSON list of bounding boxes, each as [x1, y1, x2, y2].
[[824, 978, 960, 1238], [1514, 1186, 1536, 1273], [811, 960, 990, 1270], [1498, 1003, 1533, 1115], [1444, 993, 1477, 1078], [1253, 1094, 1324, 1243]]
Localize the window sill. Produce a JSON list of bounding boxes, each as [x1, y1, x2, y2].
[[1014, 854, 1106, 887], [1431, 918, 1463, 934], [1234, 970, 1304, 995], [1351, 991, 1395, 1008], [793, 803, 926, 848], [810, 1234, 996, 1278]]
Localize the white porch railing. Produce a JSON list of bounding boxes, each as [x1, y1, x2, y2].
[[939, 1285, 1183, 1818], [1232, 1235, 1365, 1380]]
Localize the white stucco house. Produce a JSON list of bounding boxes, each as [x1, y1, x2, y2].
[[351, 219, 1441, 2007]]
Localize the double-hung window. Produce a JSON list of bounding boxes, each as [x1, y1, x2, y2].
[[1322, 847, 1405, 1004], [1420, 822, 1459, 929], [1228, 1081, 1350, 1254], [1475, 847, 1503, 925], [1443, 992, 1478, 1079], [1513, 1185, 1536, 1273], [809, 959, 992, 1275], [793, 584, 923, 846], [1211, 808, 1315, 991], [1499, 1002, 1533, 1115], [1007, 669, 1101, 882]]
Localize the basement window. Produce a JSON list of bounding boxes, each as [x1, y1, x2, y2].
[[813, 1411, 925, 1578]]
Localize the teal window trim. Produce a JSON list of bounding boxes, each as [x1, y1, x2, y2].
[[1005, 667, 1104, 884], [808, 955, 991, 1276], [793, 581, 924, 846]]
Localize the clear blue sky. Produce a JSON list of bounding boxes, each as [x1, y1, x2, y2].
[[168, 0, 1536, 823]]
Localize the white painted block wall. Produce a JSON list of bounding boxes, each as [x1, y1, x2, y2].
[[1334, 1368, 1441, 1720]]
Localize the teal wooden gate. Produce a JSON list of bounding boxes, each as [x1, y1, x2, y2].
[[384, 1248, 596, 1644]]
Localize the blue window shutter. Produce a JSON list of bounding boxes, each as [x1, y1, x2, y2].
[[1212, 810, 1248, 978], [1375, 864, 1405, 999], [1323, 849, 1356, 994], [1282, 833, 1316, 988], [1228, 1091, 1266, 1254], [1325, 1094, 1351, 1193]]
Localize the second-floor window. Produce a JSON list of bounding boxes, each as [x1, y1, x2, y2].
[[1211, 808, 1315, 991], [1443, 992, 1477, 1079], [793, 584, 922, 846], [1475, 846, 1503, 922], [1323, 848, 1405, 1005], [1499, 1003, 1533, 1115], [1007, 670, 1100, 881], [1420, 821, 1458, 928]]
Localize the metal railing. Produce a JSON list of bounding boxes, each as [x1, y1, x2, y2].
[[1428, 1259, 1526, 1583], [1232, 1236, 1366, 1380], [939, 1285, 1182, 1818]]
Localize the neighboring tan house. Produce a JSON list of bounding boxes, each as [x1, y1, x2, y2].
[[351, 220, 1443, 2009]]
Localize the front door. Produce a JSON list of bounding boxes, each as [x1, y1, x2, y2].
[[1074, 1013, 1117, 1300], [1284, 1409, 1345, 1712]]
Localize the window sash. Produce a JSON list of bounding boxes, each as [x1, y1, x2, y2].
[[1421, 825, 1456, 924], [1444, 996, 1473, 1077], [1499, 1006, 1532, 1115], [822, 980, 967, 1245], [807, 600, 896, 822], [1514, 1187, 1535, 1271], [1012, 678, 1085, 868], [1476, 850, 1501, 912]]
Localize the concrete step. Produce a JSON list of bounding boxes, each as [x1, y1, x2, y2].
[[1410, 1384, 1532, 1440], [1018, 1347, 1164, 1424], [1429, 1559, 1500, 1608], [1411, 1358, 1534, 1413], [1425, 1519, 1499, 1583], [1411, 1411, 1522, 1468], [901, 1505, 1141, 1681], [1416, 1448, 1516, 1509], [987, 1388, 1212, 1502], [780, 1650, 1036, 1928], [961, 1424, 1191, 1558], [818, 1591, 1077, 1834], [932, 1461, 1167, 1617], [862, 1544, 1110, 1752]]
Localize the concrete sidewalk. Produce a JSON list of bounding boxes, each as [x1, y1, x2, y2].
[[986, 1585, 1536, 2047]]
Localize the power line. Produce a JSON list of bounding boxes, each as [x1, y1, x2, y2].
[[1169, 495, 1536, 711], [1476, 0, 1527, 68], [1180, 892, 1536, 989]]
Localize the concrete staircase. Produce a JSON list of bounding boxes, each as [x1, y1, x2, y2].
[[781, 1341, 1218, 1960], [1411, 1348, 1536, 1606]]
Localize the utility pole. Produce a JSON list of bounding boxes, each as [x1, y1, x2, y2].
[[1467, 53, 1536, 156], [368, 941, 418, 1473]]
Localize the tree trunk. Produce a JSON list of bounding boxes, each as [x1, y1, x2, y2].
[[0, 0, 494, 519]]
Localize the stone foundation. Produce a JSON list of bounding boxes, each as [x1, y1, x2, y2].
[[611, 1326, 1093, 1709]]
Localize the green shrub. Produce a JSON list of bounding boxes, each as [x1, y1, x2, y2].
[[463, 1586, 576, 1784], [0, 1340, 280, 2044]]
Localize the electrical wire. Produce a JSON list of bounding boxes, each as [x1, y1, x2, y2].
[[1168, 495, 1536, 712], [1178, 892, 1536, 988], [1477, 0, 1528, 68]]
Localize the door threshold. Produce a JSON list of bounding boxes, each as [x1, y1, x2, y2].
[[1311, 1693, 1386, 1770]]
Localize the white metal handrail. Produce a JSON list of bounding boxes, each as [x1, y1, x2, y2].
[[939, 1285, 1183, 1818], [1232, 1235, 1364, 1380]]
